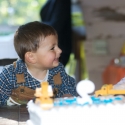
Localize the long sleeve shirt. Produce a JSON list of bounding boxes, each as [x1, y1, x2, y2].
[[0, 59, 78, 106]]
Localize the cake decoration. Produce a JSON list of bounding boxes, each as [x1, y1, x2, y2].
[[95, 84, 125, 97], [76, 79, 95, 104], [34, 81, 53, 110]]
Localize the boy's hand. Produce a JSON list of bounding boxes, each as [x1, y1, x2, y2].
[[62, 94, 72, 97]]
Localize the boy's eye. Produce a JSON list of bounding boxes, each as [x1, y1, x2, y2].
[[50, 47, 54, 50]]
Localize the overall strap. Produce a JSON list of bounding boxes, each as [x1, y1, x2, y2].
[[13, 61, 25, 83], [13, 61, 62, 85], [53, 72, 62, 85], [53, 72, 62, 97]]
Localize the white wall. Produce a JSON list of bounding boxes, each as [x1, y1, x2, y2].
[[80, 0, 125, 90]]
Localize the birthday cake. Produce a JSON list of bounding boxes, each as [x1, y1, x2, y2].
[[26, 80, 125, 125]]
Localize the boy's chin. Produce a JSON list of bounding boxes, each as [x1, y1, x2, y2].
[[53, 62, 59, 67]]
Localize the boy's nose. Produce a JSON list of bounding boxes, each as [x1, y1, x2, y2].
[[58, 47, 62, 54]]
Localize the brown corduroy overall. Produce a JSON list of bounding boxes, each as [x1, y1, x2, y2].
[[10, 62, 62, 105]]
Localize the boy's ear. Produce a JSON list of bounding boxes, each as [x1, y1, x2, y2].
[[25, 52, 36, 63]]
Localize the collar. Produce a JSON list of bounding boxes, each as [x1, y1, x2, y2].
[[14, 59, 63, 78]]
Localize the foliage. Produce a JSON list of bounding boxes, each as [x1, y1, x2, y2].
[[0, 0, 47, 26]]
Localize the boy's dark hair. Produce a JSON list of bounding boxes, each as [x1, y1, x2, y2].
[[14, 21, 57, 61]]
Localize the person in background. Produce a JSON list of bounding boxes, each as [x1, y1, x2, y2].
[[0, 21, 78, 106], [40, 0, 72, 66]]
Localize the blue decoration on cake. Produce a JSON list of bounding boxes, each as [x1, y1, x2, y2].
[[54, 96, 123, 106]]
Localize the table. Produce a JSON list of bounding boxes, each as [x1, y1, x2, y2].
[[0, 105, 29, 125]]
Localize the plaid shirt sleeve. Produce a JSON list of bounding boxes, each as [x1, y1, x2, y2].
[[0, 67, 12, 106], [56, 63, 78, 97]]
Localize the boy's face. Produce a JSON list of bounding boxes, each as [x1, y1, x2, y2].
[[34, 35, 62, 69]]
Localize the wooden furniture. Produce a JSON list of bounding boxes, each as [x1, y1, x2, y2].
[[0, 105, 29, 125]]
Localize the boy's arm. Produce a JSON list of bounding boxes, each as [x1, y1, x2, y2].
[[58, 63, 78, 97], [0, 68, 12, 106], [62, 75, 78, 97]]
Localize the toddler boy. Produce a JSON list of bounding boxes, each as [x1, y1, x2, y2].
[[0, 21, 78, 106]]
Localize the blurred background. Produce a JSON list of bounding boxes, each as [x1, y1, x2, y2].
[[0, 0, 46, 71], [0, 0, 45, 26], [0, 0, 125, 92]]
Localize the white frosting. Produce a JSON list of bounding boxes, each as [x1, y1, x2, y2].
[[27, 98, 125, 125]]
